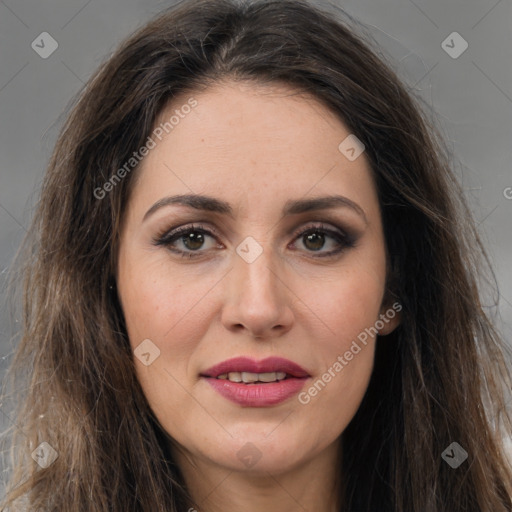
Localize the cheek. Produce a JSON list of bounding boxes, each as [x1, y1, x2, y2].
[[118, 258, 215, 425], [300, 254, 386, 352], [117, 253, 230, 420], [294, 250, 386, 417], [118, 252, 220, 350], [296, 282, 379, 435], [305, 274, 381, 392]]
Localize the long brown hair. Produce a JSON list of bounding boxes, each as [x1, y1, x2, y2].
[[1, 0, 511, 510]]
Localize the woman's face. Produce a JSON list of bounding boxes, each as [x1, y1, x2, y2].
[[117, 80, 399, 475]]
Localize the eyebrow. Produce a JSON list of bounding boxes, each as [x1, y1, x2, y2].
[[143, 193, 368, 224]]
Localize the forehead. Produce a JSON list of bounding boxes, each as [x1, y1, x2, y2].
[[130, 80, 378, 220]]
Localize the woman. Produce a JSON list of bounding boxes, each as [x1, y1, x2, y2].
[[1, 0, 511, 510]]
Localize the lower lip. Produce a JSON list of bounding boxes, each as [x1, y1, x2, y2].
[[204, 377, 308, 406]]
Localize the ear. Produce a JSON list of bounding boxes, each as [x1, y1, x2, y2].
[[376, 300, 402, 336]]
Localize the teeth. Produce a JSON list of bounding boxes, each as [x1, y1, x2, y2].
[[241, 372, 259, 383], [258, 372, 279, 383], [216, 371, 288, 383]]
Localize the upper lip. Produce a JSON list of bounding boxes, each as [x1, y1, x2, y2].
[[201, 356, 310, 378]]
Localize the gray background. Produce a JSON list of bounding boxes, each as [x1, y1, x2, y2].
[[0, 0, 511, 489]]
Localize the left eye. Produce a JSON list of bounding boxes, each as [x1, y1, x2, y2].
[[293, 227, 346, 253], [154, 223, 354, 258]]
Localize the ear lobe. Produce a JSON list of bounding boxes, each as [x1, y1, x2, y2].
[[377, 301, 402, 336]]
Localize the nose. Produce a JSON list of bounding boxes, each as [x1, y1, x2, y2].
[[220, 242, 294, 339]]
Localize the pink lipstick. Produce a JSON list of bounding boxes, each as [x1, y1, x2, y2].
[[201, 356, 310, 407]]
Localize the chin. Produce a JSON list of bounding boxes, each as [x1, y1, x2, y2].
[[202, 429, 322, 474]]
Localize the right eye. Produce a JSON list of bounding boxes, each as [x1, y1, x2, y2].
[[153, 223, 223, 258]]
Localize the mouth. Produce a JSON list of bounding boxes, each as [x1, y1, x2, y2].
[[200, 356, 310, 407]]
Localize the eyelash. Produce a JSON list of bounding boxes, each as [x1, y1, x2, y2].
[[153, 222, 357, 259]]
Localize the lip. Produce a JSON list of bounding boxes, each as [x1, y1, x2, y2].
[[202, 356, 310, 378], [201, 356, 310, 407]]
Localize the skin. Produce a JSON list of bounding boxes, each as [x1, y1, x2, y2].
[[116, 80, 400, 512]]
